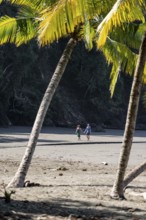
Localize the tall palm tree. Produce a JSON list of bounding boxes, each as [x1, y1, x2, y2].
[[96, 0, 146, 199], [0, 0, 115, 187], [111, 32, 146, 198], [8, 37, 77, 187], [122, 87, 146, 188]]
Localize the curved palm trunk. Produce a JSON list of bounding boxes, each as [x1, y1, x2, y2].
[[123, 161, 146, 189], [111, 32, 146, 199], [7, 38, 77, 188]]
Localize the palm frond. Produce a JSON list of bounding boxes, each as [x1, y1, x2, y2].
[[136, 22, 146, 41], [142, 64, 146, 84], [109, 22, 145, 50], [8, 0, 39, 9], [96, 0, 145, 48], [15, 18, 37, 46], [142, 84, 146, 109], [82, 20, 95, 50], [97, 37, 138, 95], [0, 16, 36, 46], [38, 0, 116, 45], [110, 63, 121, 96], [8, 0, 53, 11], [9, 0, 57, 6], [0, 16, 17, 45]]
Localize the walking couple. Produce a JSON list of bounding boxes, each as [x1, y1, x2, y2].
[[76, 124, 91, 141]]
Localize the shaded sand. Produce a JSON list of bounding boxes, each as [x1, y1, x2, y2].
[[0, 126, 146, 219]]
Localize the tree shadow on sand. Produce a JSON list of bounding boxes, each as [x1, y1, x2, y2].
[[0, 196, 145, 220]]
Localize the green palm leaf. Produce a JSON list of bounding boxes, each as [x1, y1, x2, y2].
[[38, 0, 115, 45], [96, 0, 146, 48], [99, 37, 138, 95], [10, 0, 58, 6], [0, 0, 38, 10], [109, 22, 144, 50], [0, 0, 43, 46], [0, 16, 36, 46], [0, 16, 17, 45], [79, 20, 95, 50], [142, 64, 146, 84]]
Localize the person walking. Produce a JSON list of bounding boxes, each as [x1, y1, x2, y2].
[[75, 125, 82, 140], [84, 124, 91, 140]]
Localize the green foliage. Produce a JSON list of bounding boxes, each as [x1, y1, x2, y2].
[[0, 41, 44, 125], [97, 0, 146, 48], [38, 0, 114, 45], [0, 37, 132, 128], [59, 41, 130, 127], [1, 183, 15, 203], [0, 3, 38, 46], [4, 188, 15, 203], [101, 37, 137, 95]]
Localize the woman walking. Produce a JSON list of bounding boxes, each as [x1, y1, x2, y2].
[[84, 124, 91, 140]]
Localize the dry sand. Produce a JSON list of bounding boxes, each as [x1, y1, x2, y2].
[[0, 126, 146, 220]]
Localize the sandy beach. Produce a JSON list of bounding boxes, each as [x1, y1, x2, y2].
[[0, 126, 146, 219]]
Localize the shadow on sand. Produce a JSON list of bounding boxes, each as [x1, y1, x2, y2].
[[0, 190, 146, 220], [0, 196, 145, 220]]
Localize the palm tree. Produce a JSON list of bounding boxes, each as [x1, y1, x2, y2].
[[0, 0, 115, 187], [8, 37, 77, 187], [123, 86, 146, 187], [111, 32, 146, 198], [96, 0, 146, 199]]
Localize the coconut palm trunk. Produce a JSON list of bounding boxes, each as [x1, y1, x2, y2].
[[7, 38, 77, 188], [123, 160, 146, 189], [111, 32, 146, 199]]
